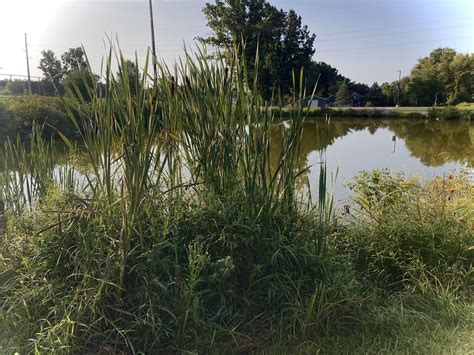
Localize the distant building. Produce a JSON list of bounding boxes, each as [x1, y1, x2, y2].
[[350, 92, 361, 106], [325, 95, 336, 107], [302, 93, 361, 108], [334, 92, 362, 107], [301, 95, 327, 108]]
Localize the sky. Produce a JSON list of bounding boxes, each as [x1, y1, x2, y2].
[[0, 0, 472, 85]]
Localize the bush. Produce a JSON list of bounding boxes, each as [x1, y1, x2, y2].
[[0, 50, 349, 353], [340, 169, 473, 294], [428, 106, 473, 120], [0, 95, 74, 141], [1, 49, 472, 353]]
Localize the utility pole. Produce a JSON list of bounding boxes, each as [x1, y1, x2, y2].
[[396, 70, 401, 107], [148, 0, 157, 78], [24, 33, 32, 94]]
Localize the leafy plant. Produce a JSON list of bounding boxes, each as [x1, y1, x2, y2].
[[342, 170, 473, 294], [0, 46, 339, 353]]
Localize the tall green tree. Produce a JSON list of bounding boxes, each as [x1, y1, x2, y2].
[[202, 0, 315, 100], [38, 47, 97, 100], [366, 82, 384, 106], [381, 82, 397, 106], [304, 61, 345, 96], [38, 50, 64, 95], [405, 48, 472, 105], [38, 50, 63, 81], [335, 81, 351, 106], [61, 47, 88, 74], [447, 53, 472, 104]]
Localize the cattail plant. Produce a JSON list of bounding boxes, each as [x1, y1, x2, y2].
[[0, 44, 339, 353]]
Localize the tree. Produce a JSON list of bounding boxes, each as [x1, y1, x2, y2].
[[335, 81, 351, 106], [38, 50, 63, 81], [117, 60, 141, 97], [38, 50, 64, 95], [304, 61, 346, 96], [366, 82, 384, 106], [202, 0, 315, 100], [408, 59, 443, 106], [446, 53, 472, 104], [38, 47, 97, 99], [381, 82, 397, 106], [349, 82, 369, 97], [405, 48, 472, 106], [61, 47, 87, 74]]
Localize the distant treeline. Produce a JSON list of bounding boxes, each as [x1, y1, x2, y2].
[[2, 46, 471, 109], [1, 0, 472, 107], [0, 47, 103, 100]]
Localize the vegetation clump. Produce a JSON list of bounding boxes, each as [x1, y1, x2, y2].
[[0, 48, 472, 353], [428, 106, 473, 121], [0, 49, 346, 353], [342, 169, 473, 294], [0, 95, 72, 141]]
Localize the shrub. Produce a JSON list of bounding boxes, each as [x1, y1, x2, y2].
[[0, 96, 74, 140], [340, 169, 473, 294], [428, 106, 473, 120], [0, 49, 346, 353]]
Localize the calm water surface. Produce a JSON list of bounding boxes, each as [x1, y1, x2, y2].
[[272, 118, 473, 203], [4, 118, 472, 205]]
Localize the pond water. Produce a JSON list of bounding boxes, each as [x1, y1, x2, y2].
[[2, 118, 472, 206], [272, 118, 474, 204]]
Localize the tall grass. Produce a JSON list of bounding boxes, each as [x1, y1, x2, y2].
[[0, 47, 341, 353], [1, 46, 472, 353], [342, 169, 473, 295]]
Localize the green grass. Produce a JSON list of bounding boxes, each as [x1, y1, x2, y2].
[[392, 104, 474, 112], [267, 294, 474, 354], [0, 47, 338, 353], [0, 48, 472, 353], [457, 102, 474, 110], [390, 106, 431, 110]]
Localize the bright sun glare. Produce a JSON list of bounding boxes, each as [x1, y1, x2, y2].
[[1, 0, 62, 34], [0, 0, 63, 72]]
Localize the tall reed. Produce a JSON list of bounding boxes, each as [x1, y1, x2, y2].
[[0, 45, 339, 353]]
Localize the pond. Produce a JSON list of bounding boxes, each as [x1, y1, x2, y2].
[[272, 118, 474, 204], [2, 118, 472, 206]]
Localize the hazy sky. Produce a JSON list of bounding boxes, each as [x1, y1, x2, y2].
[[0, 0, 472, 84]]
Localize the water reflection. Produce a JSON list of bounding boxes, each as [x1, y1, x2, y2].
[[270, 118, 473, 203], [386, 120, 474, 166], [2, 118, 472, 205]]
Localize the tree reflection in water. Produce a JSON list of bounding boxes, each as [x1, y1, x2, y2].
[[270, 117, 473, 200]]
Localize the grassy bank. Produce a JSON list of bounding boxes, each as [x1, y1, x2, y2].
[[323, 108, 427, 119], [277, 107, 427, 119], [1, 95, 472, 146], [278, 106, 473, 120], [0, 50, 472, 353]]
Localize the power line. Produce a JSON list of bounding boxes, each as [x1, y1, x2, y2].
[[28, 19, 472, 51], [0, 73, 42, 80], [283, 0, 461, 20], [29, 41, 194, 48], [315, 36, 473, 53], [316, 17, 473, 36], [316, 24, 473, 42]]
